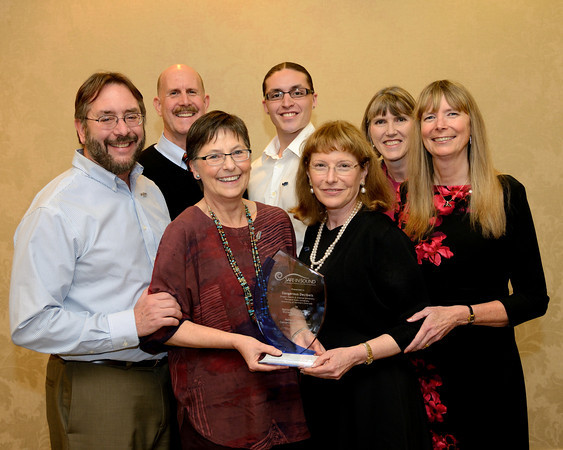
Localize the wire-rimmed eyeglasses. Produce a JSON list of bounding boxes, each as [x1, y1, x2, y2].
[[85, 113, 144, 130], [309, 162, 360, 174], [194, 149, 252, 166]]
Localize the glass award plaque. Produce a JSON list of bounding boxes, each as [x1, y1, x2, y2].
[[255, 250, 326, 367]]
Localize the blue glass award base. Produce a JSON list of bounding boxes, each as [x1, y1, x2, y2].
[[255, 250, 326, 367]]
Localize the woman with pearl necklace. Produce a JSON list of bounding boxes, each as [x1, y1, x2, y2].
[[292, 120, 431, 449]]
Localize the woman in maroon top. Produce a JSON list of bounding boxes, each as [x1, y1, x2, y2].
[[142, 111, 309, 449]]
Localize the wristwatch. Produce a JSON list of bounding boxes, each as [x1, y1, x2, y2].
[[467, 305, 475, 325]]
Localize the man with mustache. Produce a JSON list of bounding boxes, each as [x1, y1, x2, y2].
[[139, 64, 210, 219], [9, 72, 182, 449]]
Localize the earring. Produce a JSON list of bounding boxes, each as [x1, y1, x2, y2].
[[310, 186, 314, 194], [360, 182, 366, 194], [195, 174, 200, 179], [469, 135, 472, 145]]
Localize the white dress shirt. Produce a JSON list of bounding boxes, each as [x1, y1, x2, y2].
[[9, 150, 170, 361], [248, 123, 315, 252]]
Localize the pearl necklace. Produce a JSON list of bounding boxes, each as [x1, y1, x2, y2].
[[310, 201, 363, 271], [208, 203, 263, 321]]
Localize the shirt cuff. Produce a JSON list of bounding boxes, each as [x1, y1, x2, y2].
[[107, 310, 140, 350]]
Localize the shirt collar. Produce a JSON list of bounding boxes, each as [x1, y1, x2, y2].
[[155, 134, 187, 168], [263, 123, 315, 160], [73, 149, 142, 192]]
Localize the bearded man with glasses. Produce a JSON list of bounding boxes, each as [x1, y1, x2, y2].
[[10, 72, 182, 449], [248, 62, 317, 252]]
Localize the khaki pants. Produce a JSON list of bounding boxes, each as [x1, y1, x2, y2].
[[46, 356, 179, 449]]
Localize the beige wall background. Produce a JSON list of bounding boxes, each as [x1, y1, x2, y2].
[[1, 1, 561, 448]]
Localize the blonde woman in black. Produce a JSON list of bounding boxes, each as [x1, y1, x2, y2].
[[398, 80, 549, 448]]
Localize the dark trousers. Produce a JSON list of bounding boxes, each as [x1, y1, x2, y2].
[[46, 356, 180, 449]]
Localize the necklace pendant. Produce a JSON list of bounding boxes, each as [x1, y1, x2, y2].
[[444, 200, 452, 207]]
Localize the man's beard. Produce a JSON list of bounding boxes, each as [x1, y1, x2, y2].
[[84, 127, 145, 176]]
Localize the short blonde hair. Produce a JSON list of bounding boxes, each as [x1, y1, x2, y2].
[[291, 120, 393, 226]]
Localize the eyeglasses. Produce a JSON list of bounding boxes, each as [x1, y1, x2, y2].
[[264, 87, 314, 102], [194, 149, 252, 166], [85, 113, 144, 130], [309, 162, 360, 174]]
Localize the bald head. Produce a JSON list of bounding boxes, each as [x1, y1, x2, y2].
[[157, 64, 205, 96], [153, 64, 210, 150]]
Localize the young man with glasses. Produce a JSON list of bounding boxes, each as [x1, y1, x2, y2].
[[9, 72, 182, 449], [248, 62, 317, 252], [139, 64, 209, 219]]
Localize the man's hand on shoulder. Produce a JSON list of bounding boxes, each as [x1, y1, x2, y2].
[[134, 289, 182, 337]]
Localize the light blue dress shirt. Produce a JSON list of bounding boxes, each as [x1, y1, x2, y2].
[[154, 133, 188, 169], [9, 150, 170, 361]]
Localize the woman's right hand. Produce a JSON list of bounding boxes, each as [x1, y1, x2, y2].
[[300, 345, 364, 380], [233, 335, 289, 372], [404, 305, 469, 352]]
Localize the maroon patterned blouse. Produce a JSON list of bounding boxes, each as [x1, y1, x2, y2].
[[142, 203, 309, 448]]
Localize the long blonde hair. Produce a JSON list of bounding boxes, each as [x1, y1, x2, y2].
[[404, 80, 506, 241], [291, 120, 393, 226]]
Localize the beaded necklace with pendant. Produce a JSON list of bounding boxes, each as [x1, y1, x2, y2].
[[208, 203, 262, 321], [435, 179, 471, 208]]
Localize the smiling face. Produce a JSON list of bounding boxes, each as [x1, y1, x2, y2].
[[75, 83, 145, 181], [368, 110, 413, 164], [189, 129, 250, 205], [308, 151, 367, 225], [262, 68, 317, 147], [421, 95, 471, 161], [154, 65, 210, 149]]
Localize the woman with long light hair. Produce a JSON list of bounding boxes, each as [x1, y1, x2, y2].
[[361, 86, 415, 218], [398, 80, 549, 448], [361, 86, 415, 185]]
